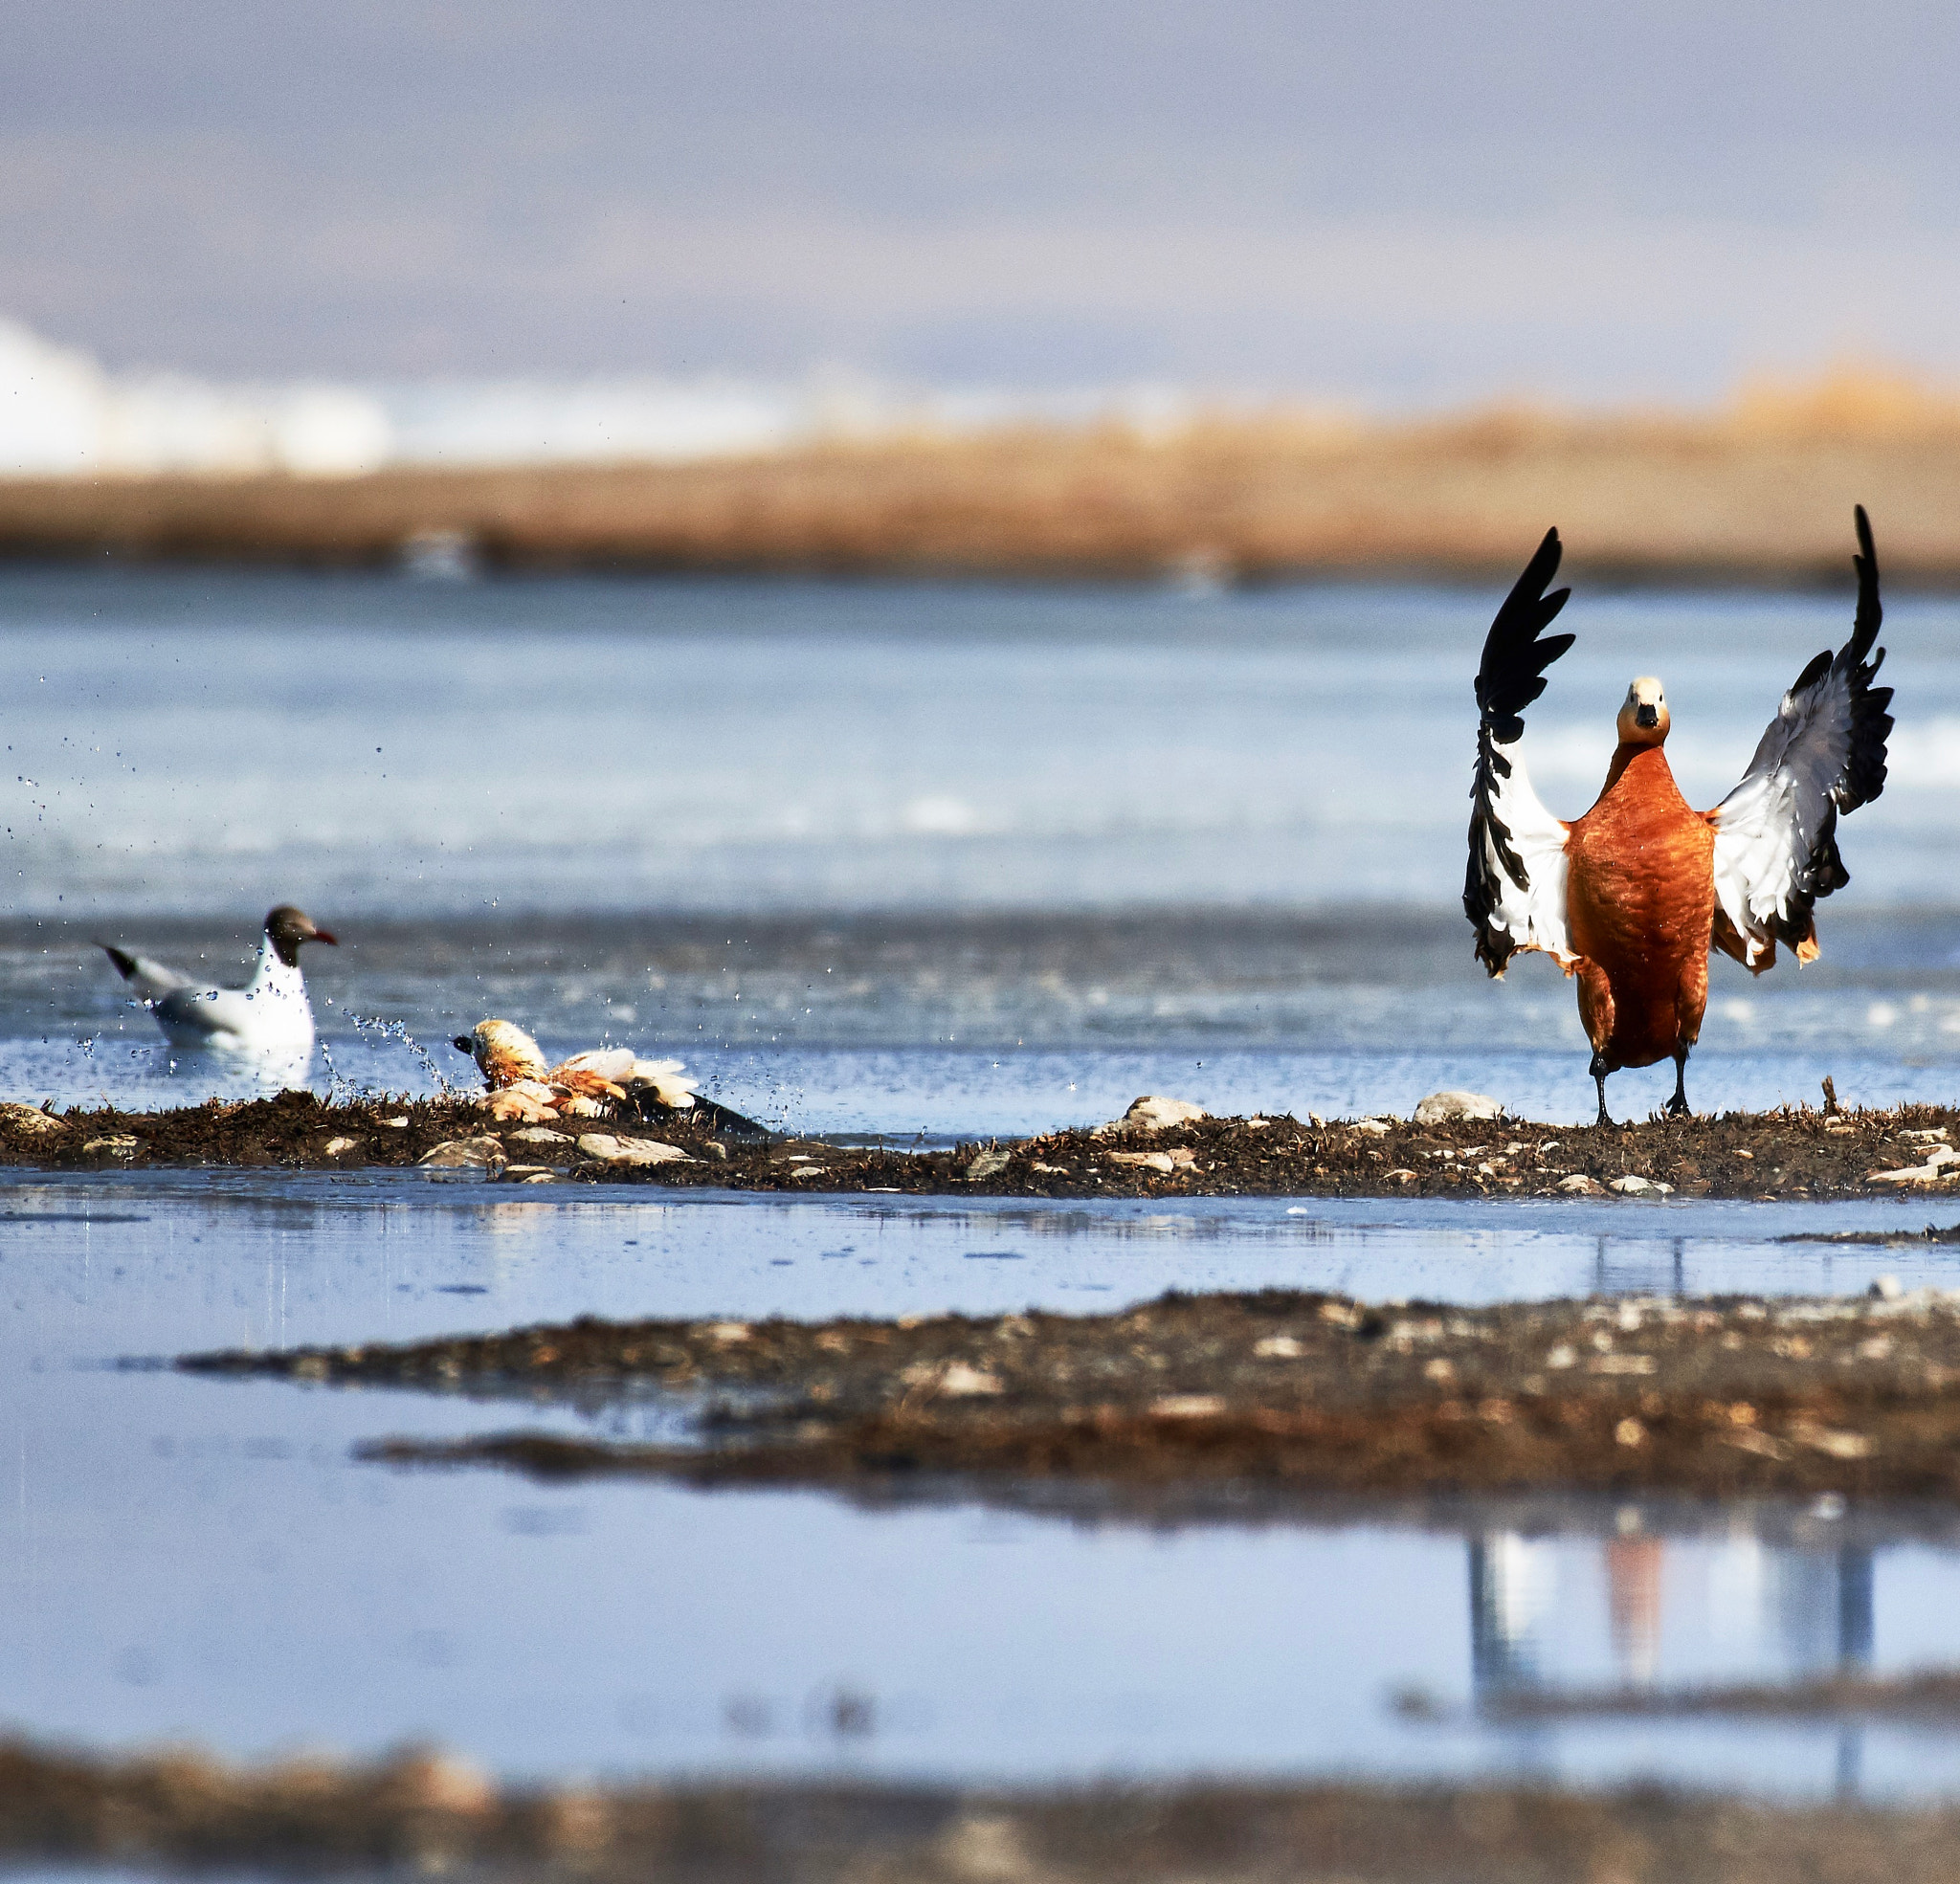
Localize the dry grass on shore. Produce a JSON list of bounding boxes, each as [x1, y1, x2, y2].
[[9, 366, 1960, 583]]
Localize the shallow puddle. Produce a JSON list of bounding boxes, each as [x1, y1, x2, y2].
[[7, 1176, 1960, 1800]]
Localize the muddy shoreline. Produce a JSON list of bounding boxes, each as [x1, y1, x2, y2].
[[182, 1282, 1960, 1501], [11, 1090, 1960, 1200], [6, 1736, 1960, 1882]]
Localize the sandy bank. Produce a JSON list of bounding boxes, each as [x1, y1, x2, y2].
[[3, 408, 1958, 583]]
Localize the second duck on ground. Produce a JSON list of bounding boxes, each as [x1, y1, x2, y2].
[[453, 1018, 768, 1139]]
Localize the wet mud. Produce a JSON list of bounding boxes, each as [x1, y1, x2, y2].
[[186, 1284, 1960, 1501], [11, 1088, 1960, 1200], [1479, 1665, 1960, 1723], [6, 1735, 1960, 1882]]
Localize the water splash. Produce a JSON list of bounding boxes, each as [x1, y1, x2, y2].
[[342, 1012, 456, 1096], [314, 1032, 351, 1105]]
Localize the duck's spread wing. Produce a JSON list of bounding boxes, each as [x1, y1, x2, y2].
[[1465, 527, 1578, 977], [1708, 506, 1894, 972]]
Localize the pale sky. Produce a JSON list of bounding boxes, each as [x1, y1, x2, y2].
[[3, 1, 1958, 402]]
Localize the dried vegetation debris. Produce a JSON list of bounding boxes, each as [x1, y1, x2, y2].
[[10, 1736, 1960, 1882], [8, 1090, 1960, 1199], [185, 1284, 1960, 1499]]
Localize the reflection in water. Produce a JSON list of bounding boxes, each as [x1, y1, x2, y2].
[[1471, 1522, 1878, 1790]]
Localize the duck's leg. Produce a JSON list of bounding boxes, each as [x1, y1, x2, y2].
[[1666, 1042, 1692, 1119], [1575, 959, 1615, 1127]]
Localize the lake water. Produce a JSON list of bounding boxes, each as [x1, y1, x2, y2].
[[9, 1173, 1960, 1801], [2, 564, 1958, 1127], [9, 565, 1960, 1811]]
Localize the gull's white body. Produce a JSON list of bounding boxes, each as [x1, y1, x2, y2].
[[111, 932, 318, 1055]]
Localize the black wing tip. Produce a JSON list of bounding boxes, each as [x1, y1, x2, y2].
[[97, 943, 138, 980], [1476, 529, 1574, 730]]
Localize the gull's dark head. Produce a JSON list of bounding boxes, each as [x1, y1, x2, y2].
[[264, 905, 338, 968]]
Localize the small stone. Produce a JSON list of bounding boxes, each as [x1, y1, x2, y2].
[[0, 1102, 66, 1136], [391, 1750, 496, 1816], [1109, 1150, 1177, 1174], [379, 1117, 410, 1129], [1150, 1393, 1226, 1418], [1609, 1175, 1674, 1196], [509, 1126, 570, 1144], [966, 1145, 1013, 1180], [1254, 1335, 1303, 1359], [1615, 1418, 1646, 1448], [1414, 1090, 1502, 1125], [1350, 1118, 1392, 1137], [82, 1135, 141, 1156], [1096, 1096, 1207, 1135], [1867, 1145, 1960, 1185], [322, 1137, 359, 1157], [1793, 1423, 1874, 1460], [938, 1363, 1004, 1398], [703, 1141, 728, 1161], [1385, 1167, 1418, 1184], [1031, 1162, 1069, 1175], [704, 1321, 751, 1343], [1423, 1357, 1457, 1383], [416, 1137, 507, 1170], [575, 1133, 695, 1167], [1545, 1343, 1577, 1369], [1558, 1174, 1599, 1193]]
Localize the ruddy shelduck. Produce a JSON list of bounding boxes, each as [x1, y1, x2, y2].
[[1465, 507, 1894, 1123], [451, 1018, 768, 1138]]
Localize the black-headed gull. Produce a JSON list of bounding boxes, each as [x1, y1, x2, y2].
[[453, 1018, 767, 1138], [99, 905, 339, 1056]]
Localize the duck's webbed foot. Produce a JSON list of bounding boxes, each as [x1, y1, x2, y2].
[[1664, 1043, 1692, 1119], [1590, 1052, 1613, 1127]]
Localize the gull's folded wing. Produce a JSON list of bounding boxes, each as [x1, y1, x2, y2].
[[1464, 528, 1578, 977], [1709, 506, 1895, 972]]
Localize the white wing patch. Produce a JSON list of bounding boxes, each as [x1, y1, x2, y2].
[[1469, 735, 1575, 975], [1708, 508, 1893, 972]]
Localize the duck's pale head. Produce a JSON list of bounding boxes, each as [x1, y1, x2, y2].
[[453, 1017, 549, 1088], [1616, 676, 1670, 746]]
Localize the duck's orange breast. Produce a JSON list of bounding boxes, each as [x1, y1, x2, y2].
[[1566, 744, 1715, 1065]]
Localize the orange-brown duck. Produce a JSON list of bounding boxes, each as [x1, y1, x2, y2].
[[1466, 508, 1894, 1124]]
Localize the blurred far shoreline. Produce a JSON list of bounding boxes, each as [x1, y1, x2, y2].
[[9, 319, 1960, 584]]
